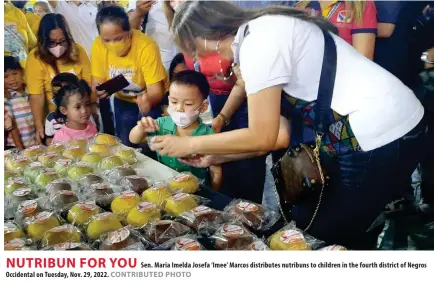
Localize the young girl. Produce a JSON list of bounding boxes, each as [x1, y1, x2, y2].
[[52, 81, 98, 142]]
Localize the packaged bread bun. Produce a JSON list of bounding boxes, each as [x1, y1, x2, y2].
[[23, 162, 44, 183], [86, 212, 122, 240], [4, 148, 19, 160], [35, 168, 59, 190], [23, 145, 46, 161], [63, 145, 86, 161], [163, 193, 206, 216], [78, 174, 104, 187], [4, 169, 18, 183], [141, 181, 172, 206], [92, 133, 120, 146], [41, 224, 82, 247], [5, 188, 36, 220], [38, 152, 59, 168], [48, 190, 79, 210], [99, 156, 126, 171], [114, 147, 138, 165], [268, 222, 323, 251], [68, 137, 89, 150], [212, 223, 255, 250], [177, 205, 229, 231], [5, 177, 28, 195], [88, 143, 111, 157], [24, 211, 61, 241], [4, 222, 23, 242], [127, 201, 161, 228], [67, 202, 101, 227], [106, 166, 137, 185], [244, 239, 270, 251], [81, 152, 103, 168], [42, 241, 92, 251], [98, 227, 145, 250], [6, 155, 31, 174], [168, 172, 200, 194], [47, 142, 66, 154], [54, 159, 73, 177], [46, 179, 74, 196], [111, 191, 141, 219], [4, 238, 33, 251], [16, 199, 41, 222], [89, 182, 115, 208], [171, 236, 204, 251], [143, 220, 191, 245], [121, 175, 149, 195], [224, 199, 280, 231], [68, 162, 94, 181], [319, 245, 347, 251]]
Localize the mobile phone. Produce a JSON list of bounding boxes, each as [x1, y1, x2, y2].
[[96, 74, 130, 95]]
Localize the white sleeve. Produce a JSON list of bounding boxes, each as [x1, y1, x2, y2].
[[53, 1, 67, 13], [240, 31, 292, 96]]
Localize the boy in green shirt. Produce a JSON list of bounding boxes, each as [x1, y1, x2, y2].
[[129, 70, 222, 190]]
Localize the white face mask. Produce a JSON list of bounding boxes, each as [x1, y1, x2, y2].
[[49, 45, 67, 58], [167, 102, 204, 128]]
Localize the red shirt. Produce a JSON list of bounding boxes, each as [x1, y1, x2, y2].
[[300, 1, 377, 45], [184, 54, 236, 96]]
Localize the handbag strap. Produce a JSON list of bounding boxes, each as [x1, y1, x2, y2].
[[315, 30, 337, 134]]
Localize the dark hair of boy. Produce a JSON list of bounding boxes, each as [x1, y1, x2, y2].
[[4, 56, 23, 72], [171, 70, 210, 100], [51, 72, 80, 88], [11, 1, 28, 9], [96, 5, 131, 33], [53, 80, 91, 122], [169, 53, 186, 82]]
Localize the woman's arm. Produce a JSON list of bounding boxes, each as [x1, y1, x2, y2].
[[151, 86, 282, 157], [29, 94, 45, 145], [352, 33, 376, 60], [209, 165, 222, 191]]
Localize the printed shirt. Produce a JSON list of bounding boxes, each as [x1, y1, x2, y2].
[[52, 122, 98, 143], [91, 29, 169, 104], [44, 111, 65, 139], [4, 3, 37, 67], [5, 89, 37, 148], [301, 1, 377, 45], [25, 43, 92, 112], [151, 116, 214, 179]]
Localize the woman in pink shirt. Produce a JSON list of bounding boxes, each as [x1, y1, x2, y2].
[[52, 81, 97, 142]]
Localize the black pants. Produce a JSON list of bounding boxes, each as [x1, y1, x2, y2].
[[292, 118, 426, 249]]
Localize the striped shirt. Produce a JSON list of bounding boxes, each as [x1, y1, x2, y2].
[[5, 89, 37, 148]]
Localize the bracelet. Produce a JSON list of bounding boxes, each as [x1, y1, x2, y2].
[[421, 52, 434, 64], [218, 113, 230, 126]]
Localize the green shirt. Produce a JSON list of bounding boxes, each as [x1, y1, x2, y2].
[[152, 116, 215, 180]]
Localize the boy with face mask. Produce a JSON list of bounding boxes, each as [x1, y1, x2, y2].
[[130, 70, 222, 190]]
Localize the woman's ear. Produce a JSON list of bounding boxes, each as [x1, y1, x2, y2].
[[199, 100, 209, 114], [59, 106, 68, 116]]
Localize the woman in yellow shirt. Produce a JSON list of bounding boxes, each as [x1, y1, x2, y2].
[[11, 1, 41, 36], [26, 13, 93, 144], [92, 6, 168, 146]]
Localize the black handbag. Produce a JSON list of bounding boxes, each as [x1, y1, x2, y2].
[[271, 30, 337, 231]]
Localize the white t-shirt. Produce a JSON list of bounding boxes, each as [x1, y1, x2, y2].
[[54, 1, 98, 56], [236, 15, 424, 151]]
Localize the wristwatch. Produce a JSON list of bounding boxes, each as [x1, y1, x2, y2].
[[421, 51, 434, 64]]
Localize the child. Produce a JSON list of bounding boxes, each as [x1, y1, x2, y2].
[[45, 73, 80, 145], [52, 81, 98, 142], [4, 56, 37, 149], [130, 70, 222, 190]]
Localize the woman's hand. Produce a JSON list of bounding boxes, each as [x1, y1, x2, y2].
[[35, 123, 45, 145], [211, 115, 225, 133], [137, 92, 152, 114], [96, 87, 110, 99], [150, 135, 194, 157], [178, 155, 219, 168], [138, 116, 159, 133]]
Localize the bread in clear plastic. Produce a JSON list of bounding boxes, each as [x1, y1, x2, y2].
[[141, 181, 172, 206], [126, 201, 161, 228], [163, 193, 209, 216], [23, 211, 61, 241], [142, 220, 192, 245], [268, 221, 324, 251], [211, 222, 255, 250], [111, 190, 141, 219], [168, 172, 200, 194], [41, 224, 82, 247], [121, 175, 149, 195], [86, 212, 123, 240]]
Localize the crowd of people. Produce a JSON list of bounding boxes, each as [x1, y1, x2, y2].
[[4, 0, 434, 249]]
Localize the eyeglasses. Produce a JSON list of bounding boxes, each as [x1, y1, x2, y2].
[[48, 39, 68, 48]]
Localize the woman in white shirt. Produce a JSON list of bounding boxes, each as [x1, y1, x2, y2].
[[152, 2, 426, 249]]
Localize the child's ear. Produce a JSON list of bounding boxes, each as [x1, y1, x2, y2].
[[199, 100, 209, 114], [59, 106, 68, 116]]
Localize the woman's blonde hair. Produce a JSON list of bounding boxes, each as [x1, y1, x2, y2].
[[163, 1, 175, 27], [170, 1, 338, 55], [296, 1, 367, 24]]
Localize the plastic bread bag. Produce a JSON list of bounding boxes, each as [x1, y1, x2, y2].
[[153, 234, 205, 251], [47, 142, 66, 154], [121, 175, 149, 195], [141, 220, 192, 247], [43, 190, 80, 212], [141, 181, 172, 207], [91, 133, 121, 147], [96, 227, 147, 250], [112, 145, 140, 165], [126, 201, 162, 228], [5, 155, 31, 174], [176, 205, 232, 234], [23, 162, 45, 183], [62, 145, 86, 161], [54, 158, 74, 177], [22, 145, 47, 161], [267, 221, 325, 251], [46, 179, 77, 197], [104, 165, 137, 185], [168, 172, 200, 194], [34, 168, 59, 191], [224, 199, 281, 231], [14, 199, 44, 226], [41, 224, 84, 248], [4, 169, 19, 184], [78, 173, 105, 187], [243, 238, 271, 251], [210, 221, 257, 250], [4, 221, 25, 242], [4, 148, 19, 160], [318, 245, 347, 251], [37, 152, 60, 168], [66, 201, 103, 229], [162, 193, 210, 217], [80, 152, 104, 168], [83, 182, 118, 210], [22, 211, 63, 242], [98, 155, 128, 173], [68, 137, 89, 151], [4, 238, 36, 251], [67, 162, 95, 181], [41, 241, 92, 251], [88, 143, 112, 157], [5, 177, 29, 196], [86, 212, 123, 240], [110, 190, 141, 221], [5, 187, 38, 219]]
